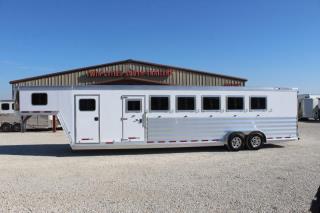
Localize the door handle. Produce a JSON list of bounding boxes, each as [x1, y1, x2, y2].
[[94, 117, 99, 121]]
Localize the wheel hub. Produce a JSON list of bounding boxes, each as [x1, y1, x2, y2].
[[251, 136, 262, 148]]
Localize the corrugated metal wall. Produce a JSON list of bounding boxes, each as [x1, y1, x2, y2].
[[12, 62, 245, 88]]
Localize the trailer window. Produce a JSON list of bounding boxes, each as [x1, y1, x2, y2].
[[1, 103, 9, 110], [177, 96, 195, 111], [12, 103, 14, 110], [150, 96, 169, 111], [126, 100, 141, 112], [227, 97, 244, 110], [79, 99, 96, 111], [202, 96, 220, 111], [32, 93, 48, 105], [250, 97, 267, 110]]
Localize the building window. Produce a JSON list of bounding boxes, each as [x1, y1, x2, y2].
[[177, 96, 195, 111], [1, 103, 9, 110], [250, 97, 267, 110], [227, 97, 244, 110], [31, 93, 48, 105], [150, 96, 169, 111], [12, 103, 14, 110], [202, 96, 220, 111], [79, 99, 96, 111], [126, 100, 141, 112]]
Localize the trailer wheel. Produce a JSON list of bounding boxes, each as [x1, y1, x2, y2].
[[12, 123, 21, 132], [1, 123, 12, 132], [227, 133, 245, 151], [314, 111, 319, 120], [246, 132, 265, 150]]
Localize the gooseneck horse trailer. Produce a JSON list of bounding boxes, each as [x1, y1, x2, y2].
[[16, 86, 298, 151], [0, 99, 54, 132], [298, 94, 320, 120]]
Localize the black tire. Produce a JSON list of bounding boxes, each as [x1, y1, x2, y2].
[[12, 123, 21, 132], [246, 132, 265, 150], [1, 123, 12, 132], [227, 132, 245, 151]]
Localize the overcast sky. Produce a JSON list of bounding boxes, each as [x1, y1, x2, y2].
[[0, 0, 319, 99]]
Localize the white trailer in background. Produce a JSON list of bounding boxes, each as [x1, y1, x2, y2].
[[0, 100, 54, 132], [16, 86, 298, 151], [298, 94, 320, 120]]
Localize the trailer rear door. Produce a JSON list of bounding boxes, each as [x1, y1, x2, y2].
[[122, 96, 145, 142], [75, 95, 100, 144]]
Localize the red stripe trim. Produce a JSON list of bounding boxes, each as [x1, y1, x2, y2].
[[128, 137, 138, 139]]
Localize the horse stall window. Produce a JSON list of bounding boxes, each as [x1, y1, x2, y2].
[[150, 96, 169, 111], [250, 97, 267, 110], [1, 103, 9, 110], [32, 93, 48, 105], [227, 97, 244, 111], [126, 100, 141, 112], [79, 99, 96, 111], [202, 96, 220, 111], [176, 96, 195, 111]]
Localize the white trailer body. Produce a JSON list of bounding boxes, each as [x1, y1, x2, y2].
[[298, 94, 320, 120], [17, 86, 298, 150], [0, 100, 54, 132]]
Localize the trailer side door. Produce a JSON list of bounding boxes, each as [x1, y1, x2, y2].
[[75, 95, 100, 144], [122, 96, 145, 142]]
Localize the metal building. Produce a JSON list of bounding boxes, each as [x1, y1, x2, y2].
[[10, 59, 247, 93]]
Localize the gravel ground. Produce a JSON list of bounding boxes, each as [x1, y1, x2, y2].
[[0, 122, 319, 213]]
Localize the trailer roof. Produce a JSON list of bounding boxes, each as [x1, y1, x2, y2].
[[0, 100, 14, 102], [17, 85, 298, 92]]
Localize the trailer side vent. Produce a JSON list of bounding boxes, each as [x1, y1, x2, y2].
[[32, 93, 48, 106]]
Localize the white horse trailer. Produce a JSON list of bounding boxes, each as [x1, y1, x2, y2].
[[298, 94, 320, 120], [0, 100, 54, 132], [16, 86, 298, 151]]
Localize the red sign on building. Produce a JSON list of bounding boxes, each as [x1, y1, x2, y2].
[[86, 69, 173, 78]]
